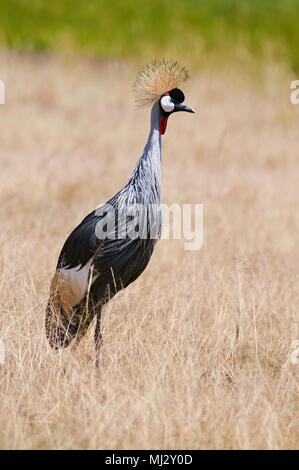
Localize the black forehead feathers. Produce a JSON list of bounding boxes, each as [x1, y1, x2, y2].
[[168, 88, 185, 103]]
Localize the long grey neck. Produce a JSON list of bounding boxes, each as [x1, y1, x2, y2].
[[129, 102, 162, 202]]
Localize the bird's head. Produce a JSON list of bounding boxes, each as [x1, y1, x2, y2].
[[159, 88, 195, 135], [134, 60, 195, 135]]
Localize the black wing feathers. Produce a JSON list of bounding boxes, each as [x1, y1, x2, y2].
[[57, 210, 99, 269]]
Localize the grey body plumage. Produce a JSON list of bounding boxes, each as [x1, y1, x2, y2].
[[46, 103, 162, 350]]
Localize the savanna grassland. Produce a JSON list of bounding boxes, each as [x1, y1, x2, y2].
[[0, 49, 298, 449], [1, 1, 299, 70]]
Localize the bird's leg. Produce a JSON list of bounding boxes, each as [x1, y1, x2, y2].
[[94, 312, 103, 368]]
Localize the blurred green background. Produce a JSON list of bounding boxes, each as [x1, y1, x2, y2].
[[0, 0, 298, 70]]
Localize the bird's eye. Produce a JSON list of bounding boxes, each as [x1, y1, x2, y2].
[[160, 95, 175, 113]]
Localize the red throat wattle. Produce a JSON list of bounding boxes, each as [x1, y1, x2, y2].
[[160, 115, 168, 135]]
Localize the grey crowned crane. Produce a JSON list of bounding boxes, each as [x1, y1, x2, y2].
[[45, 60, 195, 362]]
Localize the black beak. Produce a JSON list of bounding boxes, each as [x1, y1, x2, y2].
[[174, 103, 195, 113]]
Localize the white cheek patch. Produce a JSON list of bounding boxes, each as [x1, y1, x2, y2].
[[160, 95, 175, 113]]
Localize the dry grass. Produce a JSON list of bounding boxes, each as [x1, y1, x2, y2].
[[0, 51, 298, 450]]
